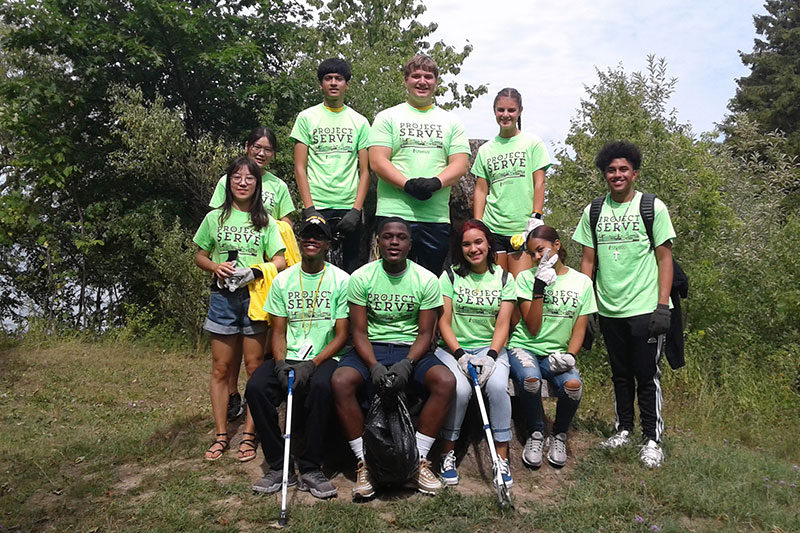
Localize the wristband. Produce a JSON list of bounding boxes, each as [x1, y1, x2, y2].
[[250, 267, 263, 279], [453, 348, 465, 358], [656, 303, 669, 311], [487, 349, 498, 360], [533, 212, 543, 219], [404, 357, 416, 366]]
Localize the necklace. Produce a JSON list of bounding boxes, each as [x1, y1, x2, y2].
[[607, 194, 633, 222], [299, 264, 326, 335]]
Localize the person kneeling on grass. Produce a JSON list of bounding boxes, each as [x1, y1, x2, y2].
[[435, 219, 515, 487], [331, 217, 455, 500], [246, 214, 350, 499], [508, 225, 597, 469]]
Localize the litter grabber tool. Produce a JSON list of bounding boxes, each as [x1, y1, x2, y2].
[[278, 369, 295, 527], [468, 362, 513, 509]]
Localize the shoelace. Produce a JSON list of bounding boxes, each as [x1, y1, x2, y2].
[[442, 451, 456, 471]]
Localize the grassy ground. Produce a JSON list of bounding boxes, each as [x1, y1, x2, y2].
[[0, 338, 798, 532]]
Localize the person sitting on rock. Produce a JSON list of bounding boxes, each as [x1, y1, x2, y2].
[[247, 214, 350, 499], [331, 217, 455, 500]]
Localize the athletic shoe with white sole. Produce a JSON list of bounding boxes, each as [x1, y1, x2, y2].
[[439, 450, 459, 486], [352, 460, 375, 501], [522, 431, 544, 467], [600, 429, 631, 449], [547, 432, 568, 467], [226, 392, 245, 421], [299, 469, 338, 499], [493, 457, 513, 488], [252, 469, 297, 494], [411, 458, 445, 495], [639, 439, 664, 468]]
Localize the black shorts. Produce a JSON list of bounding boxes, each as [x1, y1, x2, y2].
[[492, 232, 525, 254]]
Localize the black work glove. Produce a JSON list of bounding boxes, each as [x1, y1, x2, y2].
[[291, 360, 316, 390], [302, 205, 320, 220], [386, 358, 414, 391], [336, 208, 361, 235], [369, 362, 389, 389], [417, 177, 442, 196], [274, 359, 291, 391], [648, 303, 671, 338], [404, 178, 433, 201]]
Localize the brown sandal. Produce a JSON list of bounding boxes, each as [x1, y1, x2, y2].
[[205, 433, 229, 461], [237, 432, 258, 463]]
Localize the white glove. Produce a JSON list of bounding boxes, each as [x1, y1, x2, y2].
[[548, 352, 576, 373], [534, 248, 558, 286], [457, 351, 471, 377], [523, 214, 544, 240], [225, 267, 255, 292], [469, 355, 496, 387]]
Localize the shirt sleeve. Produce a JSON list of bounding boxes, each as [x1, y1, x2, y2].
[[514, 270, 534, 302], [262, 218, 287, 260], [439, 271, 454, 300], [652, 198, 676, 247], [355, 115, 371, 151], [333, 271, 351, 319], [367, 111, 395, 149], [264, 274, 288, 317], [347, 268, 368, 306], [471, 144, 488, 180], [501, 270, 516, 301], [209, 175, 227, 209], [528, 137, 552, 172], [446, 117, 470, 156], [572, 204, 593, 248], [420, 271, 444, 310], [289, 112, 310, 145], [274, 182, 295, 220], [192, 213, 215, 252], [578, 274, 598, 316]]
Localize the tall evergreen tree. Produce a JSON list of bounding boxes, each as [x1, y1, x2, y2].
[[728, 0, 800, 156]]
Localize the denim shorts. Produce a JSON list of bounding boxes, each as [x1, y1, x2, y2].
[[204, 287, 267, 336]]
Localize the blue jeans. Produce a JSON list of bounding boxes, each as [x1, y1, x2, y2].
[[508, 347, 582, 436], [435, 347, 512, 442], [204, 287, 267, 336]]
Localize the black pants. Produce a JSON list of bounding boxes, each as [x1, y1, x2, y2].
[[599, 313, 664, 442], [319, 208, 361, 274], [245, 358, 338, 473]]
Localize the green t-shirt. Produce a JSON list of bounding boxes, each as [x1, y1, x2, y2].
[[209, 171, 295, 220], [193, 209, 285, 268], [572, 191, 676, 318], [439, 267, 515, 349], [264, 262, 350, 361], [348, 259, 443, 343], [471, 131, 551, 235], [289, 103, 370, 209], [368, 103, 470, 223], [509, 266, 597, 355]]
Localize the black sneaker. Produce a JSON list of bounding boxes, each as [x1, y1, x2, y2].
[[298, 470, 338, 499], [227, 392, 244, 421]]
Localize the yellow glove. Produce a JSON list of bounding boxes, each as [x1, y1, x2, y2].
[[510, 233, 525, 250]]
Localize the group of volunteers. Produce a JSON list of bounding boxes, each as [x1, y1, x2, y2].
[[192, 53, 677, 501]]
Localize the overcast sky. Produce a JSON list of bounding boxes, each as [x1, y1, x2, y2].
[[419, 0, 766, 149]]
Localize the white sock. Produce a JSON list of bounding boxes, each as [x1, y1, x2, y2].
[[348, 437, 365, 462], [415, 432, 436, 459]]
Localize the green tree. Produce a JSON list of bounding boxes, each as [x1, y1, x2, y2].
[[727, 0, 800, 157]]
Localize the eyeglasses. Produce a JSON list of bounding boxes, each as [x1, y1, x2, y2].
[[250, 144, 275, 155], [231, 175, 256, 184]]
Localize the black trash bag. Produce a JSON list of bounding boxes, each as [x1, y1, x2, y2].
[[363, 377, 418, 487]]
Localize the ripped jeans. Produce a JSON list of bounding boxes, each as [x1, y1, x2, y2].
[[508, 347, 582, 436]]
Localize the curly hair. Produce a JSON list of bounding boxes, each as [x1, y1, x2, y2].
[[594, 140, 642, 171]]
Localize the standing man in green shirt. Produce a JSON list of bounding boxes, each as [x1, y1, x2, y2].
[[291, 58, 371, 273], [246, 215, 350, 498], [572, 141, 675, 468], [368, 54, 470, 275], [331, 217, 455, 500]]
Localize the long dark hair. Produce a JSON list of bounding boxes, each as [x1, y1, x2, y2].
[[527, 225, 567, 263], [218, 156, 269, 232], [245, 126, 278, 154], [451, 219, 498, 277], [493, 87, 523, 130]]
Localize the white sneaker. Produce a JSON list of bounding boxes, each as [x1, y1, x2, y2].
[[547, 432, 568, 467], [601, 429, 631, 449], [522, 431, 544, 467], [640, 440, 664, 468], [493, 457, 513, 488]]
